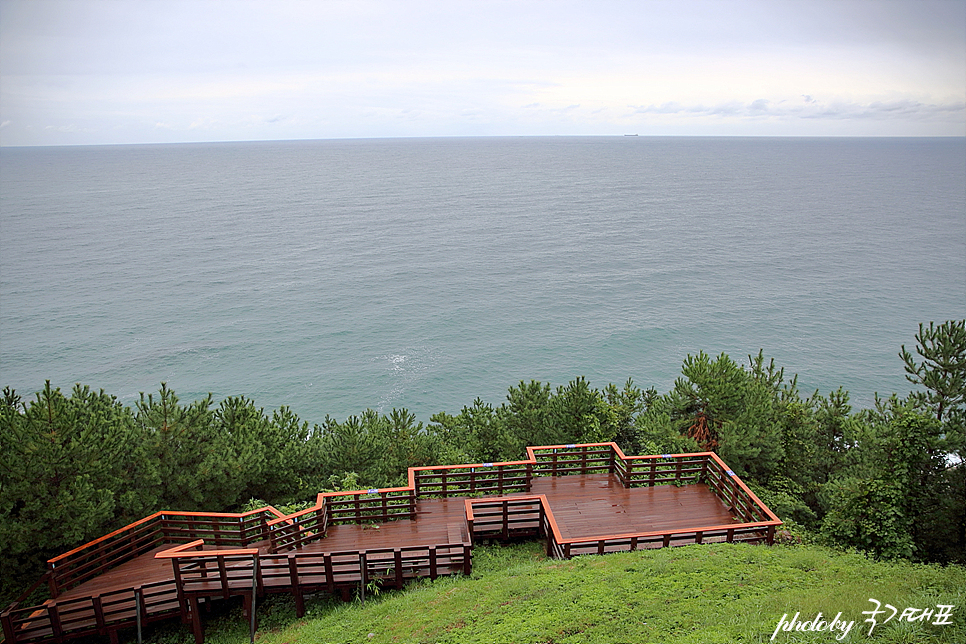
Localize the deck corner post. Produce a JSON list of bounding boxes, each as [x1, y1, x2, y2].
[[93, 594, 107, 632], [462, 545, 471, 576], [250, 553, 258, 644], [135, 586, 144, 644], [2, 609, 16, 644], [48, 601, 63, 638], [359, 552, 368, 604], [47, 566, 60, 598], [394, 549, 403, 589], [767, 525, 776, 545], [429, 547, 438, 579], [188, 596, 204, 644]]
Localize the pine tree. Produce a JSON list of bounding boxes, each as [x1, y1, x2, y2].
[[0, 383, 152, 601]]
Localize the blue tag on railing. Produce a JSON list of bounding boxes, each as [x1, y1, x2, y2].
[[661, 454, 672, 459], [367, 489, 379, 494], [565, 444, 576, 448], [483, 463, 494, 467], [726, 470, 735, 477]]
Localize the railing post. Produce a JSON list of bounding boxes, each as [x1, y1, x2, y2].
[[93, 594, 108, 634], [2, 606, 17, 643], [359, 552, 368, 604], [48, 565, 60, 598], [502, 500, 509, 540], [250, 553, 258, 644], [135, 586, 144, 644], [394, 549, 403, 589], [48, 602, 63, 639]]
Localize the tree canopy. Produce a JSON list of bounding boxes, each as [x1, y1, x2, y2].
[[2, 320, 963, 603]]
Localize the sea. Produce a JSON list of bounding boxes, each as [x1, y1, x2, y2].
[[1, 137, 964, 426]]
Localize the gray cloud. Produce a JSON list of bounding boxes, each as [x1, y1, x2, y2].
[[631, 97, 966, 123], [1, 0, 963, 145]]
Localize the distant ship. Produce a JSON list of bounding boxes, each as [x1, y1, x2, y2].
[[624, 134, 638, 136]]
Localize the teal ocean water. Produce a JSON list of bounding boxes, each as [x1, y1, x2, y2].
[[1, 137, 964, 425]]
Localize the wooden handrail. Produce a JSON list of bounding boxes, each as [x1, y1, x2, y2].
[[705, 452, 781, 523], [47, 512, 165, 564]]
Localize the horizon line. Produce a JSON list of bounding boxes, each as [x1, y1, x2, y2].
[[3, 132, 965, 150]]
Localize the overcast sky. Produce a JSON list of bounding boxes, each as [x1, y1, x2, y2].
[[1, 0, 964, 146]]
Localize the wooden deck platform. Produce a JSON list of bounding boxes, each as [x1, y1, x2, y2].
[[2, 444, 781, 644]]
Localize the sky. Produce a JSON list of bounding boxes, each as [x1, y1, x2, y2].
[[1, 0, 964, 146]]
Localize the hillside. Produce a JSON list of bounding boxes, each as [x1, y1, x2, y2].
[[130, 541, 965, 644]]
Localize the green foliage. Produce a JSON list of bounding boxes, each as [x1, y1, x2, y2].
[[819, 398, 946, 560], [431, 378, 654, 463], [900, 320, 966, 562], [500, 379, 553, 449], [901, 320, 966, 425], [547, 376, 611, 444], [632, 408, 700, 455], [658, 351, 786, 481], [601, 379, 655, 453], [320, 408, 448, 488], [0, 383, 155, 602], [430, 398, 508, 463]]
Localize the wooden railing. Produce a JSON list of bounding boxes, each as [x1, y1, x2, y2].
[[0, 579, 180, 644], [410, 462, 532, 498], [257, 543, 471, 610], [267, 502, 329, 552], [323, 488, 417, 524], [158, 508, 284, 548], [702, 452, 778, 525], [464, 497, 544, 542], [617, 452, 706, 487], [44, 506, 285, 597], [527, 444, 616, 477], [547, 522, 779, 558], [155, 541, 260, 644]]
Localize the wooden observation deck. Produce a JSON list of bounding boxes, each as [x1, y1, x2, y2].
[[1, 443, 781, 644]]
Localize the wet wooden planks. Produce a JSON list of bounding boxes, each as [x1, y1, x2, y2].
[[18, 474, 738, 644], [525, 475, 736, 540]]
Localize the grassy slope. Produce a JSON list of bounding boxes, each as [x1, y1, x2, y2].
[[138, 542, 965, 644]]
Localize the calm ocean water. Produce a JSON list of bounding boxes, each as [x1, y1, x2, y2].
[[1, 137, 964, 425]]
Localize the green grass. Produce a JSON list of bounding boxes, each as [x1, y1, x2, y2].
[[128, 541, 964, 644]]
